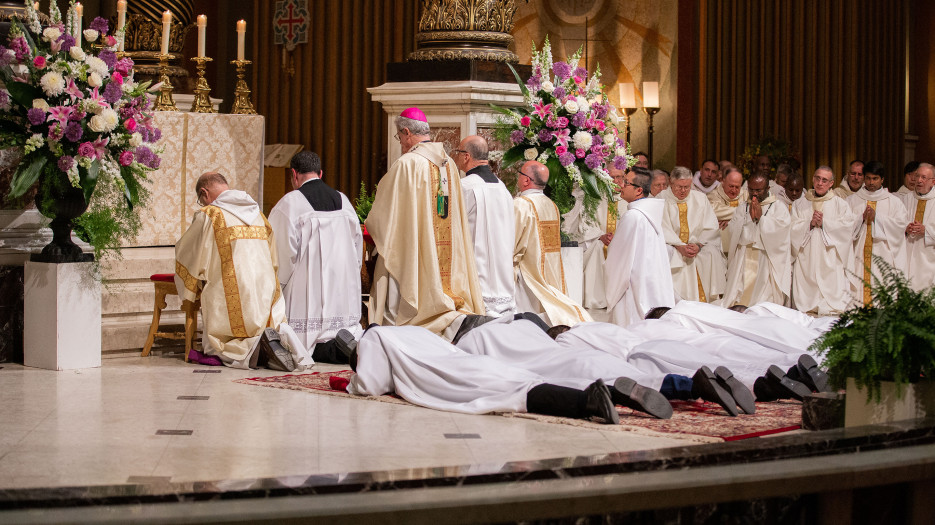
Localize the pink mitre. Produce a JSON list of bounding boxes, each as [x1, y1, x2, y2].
[[400, 107, 427, 123]]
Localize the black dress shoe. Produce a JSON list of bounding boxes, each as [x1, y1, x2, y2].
[[259, 328, 296, 372], [612, 377, 673, 419], [754, 376, 781, 402], [692, 366, 738, 416], [796, 354, 831, 393], [334, 329, 359, 372], [583, 379, 620, 425], [451, 314, 497, 345], [713, 366, 756, 414], [765, 364, 812, 401]]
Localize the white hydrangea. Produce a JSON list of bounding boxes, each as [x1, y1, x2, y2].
[[32, 98, 50, 111], [42, 27, 62, 43], [563, 99, 579, 114], [488, 150, 504, 162], [572, 130, 592, 150], [100, 108, 119, 131], [87, 72, 102, 88], [85, 56, 108, 77], [615, 146, 627, 157], [129, 132, 143, 148], [69, 46, 86, 61], [575, 96, 590, 113], [524, 148, 538, 161], [603, 133, 615, 146], [39, 71, 66, 96], [541, 80, 554, 93], [82, 29, 99, 43]]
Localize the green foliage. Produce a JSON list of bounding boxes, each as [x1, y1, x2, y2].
[[354, 181, 375, 223], [810, 256, 935, 401], [73, 168, 150, 263]]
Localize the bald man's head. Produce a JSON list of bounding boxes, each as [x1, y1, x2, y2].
[[195, 172, 229, 206], [523, 161, 549, 187]]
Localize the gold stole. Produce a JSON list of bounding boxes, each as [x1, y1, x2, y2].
[[863, 200, 877, 306], [677, 201, 706, 302], [603, 204, 618, 257], [431, 163, 465, 310], [521, 196, 566, 294], [729, 199, 739, 207], [915, 199, 927, 223]]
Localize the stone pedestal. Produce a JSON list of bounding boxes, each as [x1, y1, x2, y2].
[[24, 261, 101, 370], [845, 378, 935, 427]]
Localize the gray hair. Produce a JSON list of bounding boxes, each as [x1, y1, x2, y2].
[[652, 169, 668, 181], [918, 163, 935, 178], [670, 166, 692, 181], [394, 115, 430, 136]]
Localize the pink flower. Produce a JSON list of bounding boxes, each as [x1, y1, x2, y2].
[[64, 78, 84, 101], [90, 136, 109, 159], [47, 105, 75, 125], [112, 72, 124, 85], [575, 148, 586, 159], [78, 141, 95, 158], [533, 101, 552, 119], [105, 35, 117, 47], [551, 128, 570, 147], [573, 75, 583, 84], [118, 150, 134, 166], [595, 120, 605, 131], [555, 145, 568, 156], [33, 55, 46, 69], [124, 117, 137, 132], [520, 115, 531, 127], [557, 117, 569, 128]]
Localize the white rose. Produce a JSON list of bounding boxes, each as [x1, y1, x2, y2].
[[39, 71, 65, 96], [32, 98, 50, 111], [89, 114, 107, 132], [129, 132, 143, 148], [82, 29, 99, 43], [563, 100, 579, 114], [42, 27, 62, 42], [87, 72, 102, 88], [69, 46, 86, 61], [615, 147, 627, 157], [572, 130, 592, 150], [524, 148, 538, 161], [541, 80, 554, 93], [603, 133, 615, 146], [576, 96, 590, 113]]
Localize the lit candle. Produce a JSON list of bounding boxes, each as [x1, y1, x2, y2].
[[161, 11, 172, 55], [642, 81, 660, 108], [197, 15, 207, 58], [75, 3, 83, 46], [618, 82, 636, 109], [236, 20, 246, 61], [116, 0, 127, 52]]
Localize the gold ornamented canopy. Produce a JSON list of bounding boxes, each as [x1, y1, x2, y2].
[[409, 0, 522, 63]]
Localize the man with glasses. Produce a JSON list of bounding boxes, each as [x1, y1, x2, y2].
[[365, 107, 485, 340], [513, 160, 592, 326], [834, 160, 864, 199], [790, 166, 858, 315], [452, 135, 516, 316], [899, 162, 935, 291], [604, 166, 675, 326], [175, 172, 314, 370]]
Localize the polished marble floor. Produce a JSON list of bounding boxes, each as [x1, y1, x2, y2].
[[0, 350, 699, 490]]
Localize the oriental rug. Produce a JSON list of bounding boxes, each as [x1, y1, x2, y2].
[[235, 370, 802, 443]]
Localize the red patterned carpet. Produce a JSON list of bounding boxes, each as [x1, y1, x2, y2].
[[235, 370, 802, 442]]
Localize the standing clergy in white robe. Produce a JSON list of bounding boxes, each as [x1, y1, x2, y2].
[[175, 172, 312, 369], [790, 167, 858, 315], [561, 167, 628, 309], [268, 152, 363, 363], [834, 160, 864, 199], [513, 161, 592, 326], [845, 161, 910, 305], [452, 135, 516, 316], [721, 173, 793, 307], [605, 166, 675, 326], [366, 108, 485, 339], [708, 167, 747, 256], [896, 162, 919, 196], [899, 163, 935, 291], [660, 166, 727, 302]]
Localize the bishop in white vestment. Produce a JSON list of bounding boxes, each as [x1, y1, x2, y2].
[[708, 167, 747, 256], [899, 163, 935, 291]]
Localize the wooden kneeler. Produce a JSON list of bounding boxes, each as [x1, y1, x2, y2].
[[141, 274, 200, 362]]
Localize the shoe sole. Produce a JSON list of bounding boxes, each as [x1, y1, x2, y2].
[[613, 377, 673, 419], [766, 365, 811, 401], [797, 354, 831, 392], [694, 366, 738, 417], [592, 379, 620, 425], [262, 329, 296, 372], [714, 366, 756, 415], [335, 329, 358, 358]]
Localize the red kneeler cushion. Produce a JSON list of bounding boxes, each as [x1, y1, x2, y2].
[[150, 273, 175, 283]]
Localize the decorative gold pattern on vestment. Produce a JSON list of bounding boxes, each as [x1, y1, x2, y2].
[[729, 199, 739, 207], [521, 196, 566, 294], [175, 261, 200, 295], [411, 0, 520, 62], [431, 163, 466, 310], [863, 200, 877, 306], [677, 202, 690, 244], [606, 206, 617, 235], [915, 199, 927, 224], [696, 269, 707, 303]]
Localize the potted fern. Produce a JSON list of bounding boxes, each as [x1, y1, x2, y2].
[[810, 256, 935, 427]]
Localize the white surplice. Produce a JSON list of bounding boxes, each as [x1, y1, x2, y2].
[[708, 184, 747, 256], [659, 187, 727, 302], [789, 190, 858, 314], [846, 188, 909, 303], [833, 183, 857, 200], [743, 302, 838, 333], [346, 325, 540, 414], [175, 190, 312, 369], [721, 194, 792, 307], [461, 171, 517, 316], [604, 197, 675, 327], [562, 189, 627, 309], [267, 184, 364, 351], [899, 189, 935, 291]]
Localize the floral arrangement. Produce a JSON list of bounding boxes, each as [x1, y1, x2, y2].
[[0, 0, 161, 259], [492, 37, 633, 220], [737, 135, 800, 178]]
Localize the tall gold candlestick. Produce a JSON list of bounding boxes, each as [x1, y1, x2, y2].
[[621, 107, 637, 146], [154, 53, 177, 111], [190, 56, 216, 113], [230, 59, 257, 115], [642, 107, 660, 169]]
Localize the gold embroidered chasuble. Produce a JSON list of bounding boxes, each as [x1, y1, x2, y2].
[[366, 142, 484, 336], [898, 189, 935, 292], [845, 188, 910, 306], [513, 190, 591, 326], [174, 194, 284, 364]]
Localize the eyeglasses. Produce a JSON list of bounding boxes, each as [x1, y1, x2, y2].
[[393, 129, 408, 141], [518, 171, 533, 181], [451, 149, 467, 156]]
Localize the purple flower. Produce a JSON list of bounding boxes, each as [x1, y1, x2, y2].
[[571, 112, 587, 128], [510, 129, 525, 145], [552, 62, 572, 81], [537, 128, 552, 142], [89, 16, 109, 34], [57, 155, 75, 172], [559, 152, 576, 167], [114, 58, 134, 76], [585, 153, 602, 170], [78, 141, 95, 158], [552, 86, 566, 100], [591, 134, 603, 147], [556, 116, 569, 128], [0, 45, 12, 68], [525, 74, 541, 92], [613, 156, 628, 170], [151, 128, 161, 142], [47, 123, 63, 142], [98, 49, 117, 69], [118, 150, 134, 166], [58, 34, 76, 51], [135, 145, 160, 169], [0, 89, 9, 111], [64, 121, 83, 142], [573, 67, 588, 78], [591, 103, 608, 119], [103, 82, 122, 104], [27, 107, 45, 126], [9, 37, 30, 61]]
